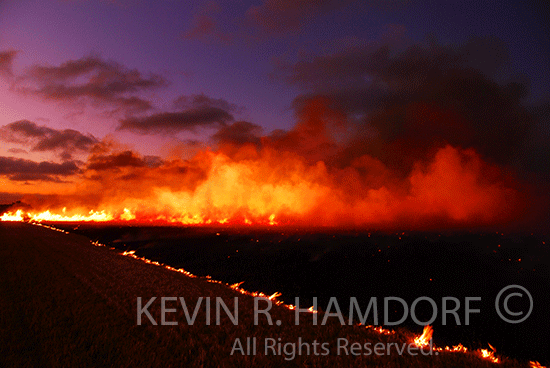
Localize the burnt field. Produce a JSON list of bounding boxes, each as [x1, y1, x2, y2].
[[54, 223, 550, 365]]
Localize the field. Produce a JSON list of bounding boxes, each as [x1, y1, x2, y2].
[[0, 222, 548, 367]]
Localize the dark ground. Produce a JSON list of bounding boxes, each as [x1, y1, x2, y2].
[[61, 224, 550, 364], [0, 222, 547, 367]]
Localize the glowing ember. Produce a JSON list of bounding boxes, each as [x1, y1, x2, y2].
[[439, 343, 468, 353], [364, 325, 395, 335]]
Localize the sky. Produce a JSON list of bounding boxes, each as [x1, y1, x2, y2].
[[0, 0, 549, 230]]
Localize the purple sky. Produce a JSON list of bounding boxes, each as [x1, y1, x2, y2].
[[0, 0, 548, 205]]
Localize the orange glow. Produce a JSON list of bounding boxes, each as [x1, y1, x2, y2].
[[1, 143, 521, 228]]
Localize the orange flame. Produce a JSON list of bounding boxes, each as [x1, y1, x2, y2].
[[411, 326, 504, 363], [1, 141, 523, 229], [479, 344, 499, 363], [0, 209, 24, 221], [413, 325, 433, 347]]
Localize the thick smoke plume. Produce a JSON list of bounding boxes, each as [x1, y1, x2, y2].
[[4, 36, 548, 231]]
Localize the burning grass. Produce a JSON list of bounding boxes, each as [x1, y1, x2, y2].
[[1, 222, 546, 367]]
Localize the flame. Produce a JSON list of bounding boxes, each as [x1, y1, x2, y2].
[[30, 210, 115, 222], [413, 325, 433, 347], [1, 209, 24, 221], [411, 326, 503, 363], [530, 361, 547, 368], [0, 206, 283, 225], [120, 208, 135, 221], [115, 242, 317, 313], [479, 344, 499, 363], [1, 141, 523, 228]]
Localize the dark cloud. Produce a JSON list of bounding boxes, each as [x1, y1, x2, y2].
[[87, 150, 148, 171], [143, 155, 164, 168], [245, 0, 357, 34], [59, 0, 122, 4], [7, 148, 28, 154], [0, 50, 17, 78], [117, 95, 236, 134], [276, 35, 537, 172], [521, 101, 550, 176], [211, 121, 263, 146], [2, 120, 52, 139], [182, 0, 407, 42], [0, 156, 80, 182], [182, 2, 232, 44], [118, 109, 232, 134], [0, 120, 98, 160], [16, 55, 164, 113], [173, 93, 242, 113]]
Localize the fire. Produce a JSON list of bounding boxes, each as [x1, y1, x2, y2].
[[479, 344, 499, 363], [29, 209, 114, 222], [413, 325, 433, 347], [120, 208, 135, 221], [364, 325, 395, 335], [411, 326, 504, 363], [1, 209, 115, 222], [0, 208, 284, 225], [1, 209, 24, 221], [116, 242, 317, 312], [0, 139, 523, 228], [530, 361, 547, 368], [441, 343, 467, 353]]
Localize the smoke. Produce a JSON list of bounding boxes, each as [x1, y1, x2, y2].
[[3, 36, 548, 231], [13, 95, 528, 230]]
